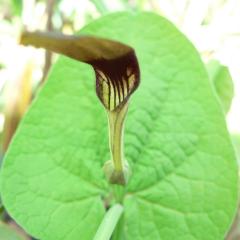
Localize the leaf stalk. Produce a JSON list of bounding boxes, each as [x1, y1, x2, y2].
[[93, 204, 123, 240]]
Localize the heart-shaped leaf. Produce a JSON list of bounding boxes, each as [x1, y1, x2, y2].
[[0, 12, 238, 240]]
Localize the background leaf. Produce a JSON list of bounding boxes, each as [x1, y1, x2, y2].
[[0, 12, 238, 240], [206, 59, 234, 113], [89, 0, 109, 15], [11, 0, 23, 16], [0, 222, 26, 240], [232, 134, 240, 163]]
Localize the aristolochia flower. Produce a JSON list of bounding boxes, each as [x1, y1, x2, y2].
[[20, 31, 140, 185]]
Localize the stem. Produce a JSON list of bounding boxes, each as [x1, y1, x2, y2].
[[41, 0, 55, 83], [108, 103, 128, 172], [111, 213, 124, 240], [112, 185, 124, 203], [103, 103, 131, 185], [93, 204, 123, 240]]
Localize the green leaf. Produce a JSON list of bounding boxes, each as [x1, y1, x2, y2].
[[11, 0, 23, 16], [0, 12, 238, 240], [206, 59, 234, 113], [0, 222, 26, 240], [89, 0, 109, 15], [231, 134, 240, 163]]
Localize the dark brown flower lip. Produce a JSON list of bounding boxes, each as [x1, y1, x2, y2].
[[90, 50, 140, 111]]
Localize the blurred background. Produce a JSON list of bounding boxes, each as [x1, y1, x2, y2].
[[0, 0, 239, 239]]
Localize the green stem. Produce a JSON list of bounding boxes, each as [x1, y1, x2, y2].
[[103, 103, 131, 185], [108, 103, 128, 172], [111, 213, 124, 240], [112, 185, 124, 203], [93, 204, 123, 240]]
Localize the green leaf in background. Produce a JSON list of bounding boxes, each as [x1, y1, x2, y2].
[[0, 12, 238, 240], [11, 0, 23, 16], [232, 134, 240, 163], [89, 0, 109, 15], [0, 222, 26, 240], [206, 59, 234, 113]]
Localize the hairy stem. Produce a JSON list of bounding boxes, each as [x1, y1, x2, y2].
[[93, 204, 123, 240]]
